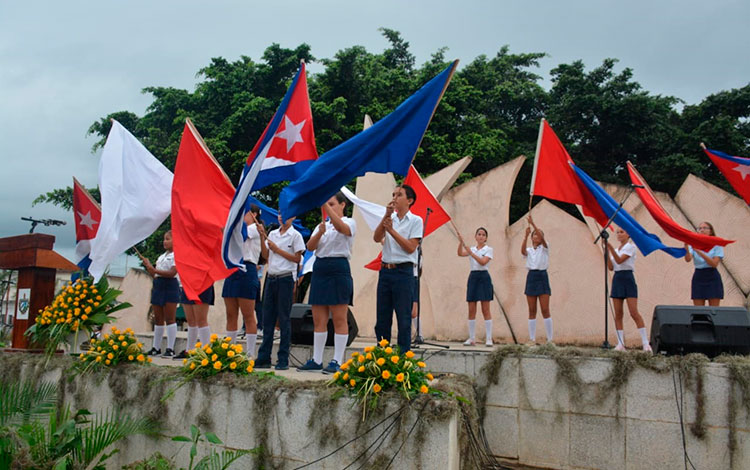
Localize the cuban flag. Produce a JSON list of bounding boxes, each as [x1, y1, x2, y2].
[[702, 146, 750, 205], [72, 177, 101, 273], [222, 61, 318, 270]]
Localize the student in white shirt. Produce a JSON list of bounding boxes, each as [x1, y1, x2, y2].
[[222, 205, 267, 357], [298, 192, 356, 374], [607, 227, 651, 352], [373, 184, 423, 353], [255, 214, 305, 370], [138, 230, 179, 358], [683, 221, 725, 306], [457, 227, 494, 347], [521, 216, 553, 345]]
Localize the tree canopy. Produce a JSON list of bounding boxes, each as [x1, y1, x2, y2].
[[35, 30, 750, 261]]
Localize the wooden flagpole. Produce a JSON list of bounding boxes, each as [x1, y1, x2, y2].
[[528, 118, 546, 215]]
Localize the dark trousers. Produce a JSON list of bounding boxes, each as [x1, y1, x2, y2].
[[376, 265, 413, 352], [256, 275, 294, 366]]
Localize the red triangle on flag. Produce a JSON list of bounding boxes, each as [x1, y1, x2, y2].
[[72, 177, 101, 242]]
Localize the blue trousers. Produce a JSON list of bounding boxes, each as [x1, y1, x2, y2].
[[376, 265, 413, 352], [256, 275, 294, 366]]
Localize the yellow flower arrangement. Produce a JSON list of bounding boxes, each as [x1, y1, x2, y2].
[[328, 339, 434, 420], [180, 335, 255, 379], [75, 327, 148, 373], [26, 276, 132, 356]]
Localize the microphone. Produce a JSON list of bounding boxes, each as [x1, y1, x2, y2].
[[630, 184, 645, 189]]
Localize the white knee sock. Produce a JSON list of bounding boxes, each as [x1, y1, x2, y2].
[[528, 319, 536, 342], [638, 328, 649, 346], [544, 318, 553, 342], [313, 332, 327, 364], [468, 319, 476, 340], [616, 329, 625, 346], [153, 325, 165, 350], [246, 334, 257, 358], [225, 330, 238, 342], [166, 323, 177, 350], [198, 326, 211, 345], [186, 326, 198, 351], [333, 334, 348, 365], [484, 319, 493, 342]]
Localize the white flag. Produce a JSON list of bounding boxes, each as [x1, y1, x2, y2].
[[340, 186, 385, 232], [89, 120, 173, 280]]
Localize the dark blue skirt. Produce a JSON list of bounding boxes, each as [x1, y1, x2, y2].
[[525, 270, 551, 296], [180, 285, 215, 305], [222, 262, 259, 300], [692, 268, 724, 300], [611, 270, 637, 299], [309, 257, 353, 305], [151, 277, 180, 306], [466, 270, 493, 302]]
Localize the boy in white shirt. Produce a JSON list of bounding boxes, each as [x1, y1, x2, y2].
[[255, 215, 306, 370]]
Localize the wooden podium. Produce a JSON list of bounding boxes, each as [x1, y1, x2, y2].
[[0, 234, 78, 349]]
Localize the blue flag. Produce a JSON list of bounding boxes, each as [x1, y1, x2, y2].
[[571, 163, 686, 258], [279, 61, 458, 219], [245, 196, 310, 237]]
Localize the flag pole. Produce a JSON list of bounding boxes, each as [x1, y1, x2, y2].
[[528, 119, 545, 214]]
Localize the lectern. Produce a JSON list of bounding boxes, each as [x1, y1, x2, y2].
[[0, 234, 78, 348]]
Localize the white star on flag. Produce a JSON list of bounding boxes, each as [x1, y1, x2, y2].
[[275, 115, 306, 153], [77, 211, 98, 230], [733, 163, 750, 181]]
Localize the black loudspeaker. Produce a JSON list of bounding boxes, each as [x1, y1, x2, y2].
[[650, 305, 750, 357], [289, 303, 359, 346]]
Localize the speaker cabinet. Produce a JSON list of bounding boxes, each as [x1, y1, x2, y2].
[[290, 303, 358, 346], [650, 305, 750, 357]]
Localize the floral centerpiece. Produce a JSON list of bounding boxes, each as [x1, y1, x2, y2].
[[329, 339, 435, 419], [75, 326, 151, 373], [25, 275, 132, 356], [181, 334, 255, 378]]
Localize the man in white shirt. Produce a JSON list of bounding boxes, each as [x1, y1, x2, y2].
[[255, 215, 306, 370], [373, 185, 423, 352]]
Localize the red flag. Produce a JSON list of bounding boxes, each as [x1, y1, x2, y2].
[[531, 119, 608, 226], [627, 162, 734, 251], [72, 177, 101, 268], [703, 147, 750, 205], [365, 165, 452, 270], [172, 119, 237, 301]]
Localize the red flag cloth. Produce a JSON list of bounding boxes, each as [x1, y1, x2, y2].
[[72, 177, 101, 243], [703, 148, 750, 205], [365, 165, 452, 270], [627, 162, 734, 251], [172, 120, 237, 301], [531, 119, 608, 226]]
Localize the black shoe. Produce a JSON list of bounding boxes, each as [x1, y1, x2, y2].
[[274, 363, 289, 371], [174, 350, 188, 359], [162, 348, 175, 358], [147, 347, 161, 356], [297, 359, 323, 371], [254, 361, 272, 369]]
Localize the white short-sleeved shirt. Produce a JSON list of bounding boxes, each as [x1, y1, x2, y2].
[[266, 226, 305, 275], [612, 241, 637, 271], [155, 251, 176, 278], [523, 244, 549, 270], [311, 217, 356, 259], [469, 245, 493, 271], [689, 246, 724, 269], [382, 211, 423, 264], [243, 223, 261, 264]]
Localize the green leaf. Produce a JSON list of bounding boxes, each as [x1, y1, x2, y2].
[[204, 432, 222, 445], [172, 435, 192, 442]]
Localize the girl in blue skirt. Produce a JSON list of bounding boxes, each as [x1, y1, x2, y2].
[[458, 227, 494, 347], [176, 284, 215, 359], [222, 205, 267, 357], [606, 227, 651, 352], [521, 216, 553, 344], [684, 221, 724, 306], [139, 230, 180, 358], [299, 192, 356, 373]]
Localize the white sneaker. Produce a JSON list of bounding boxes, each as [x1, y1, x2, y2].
[[485, 339, 494, 347], [642, 344, 653, 353], [614, 343, 626, 352], [463, 339, 476, 346]]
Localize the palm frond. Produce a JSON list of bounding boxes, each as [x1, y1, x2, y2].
[[0, 380, 58, 427], [75, 409, 157, 467], [193, 449, 254, 470]]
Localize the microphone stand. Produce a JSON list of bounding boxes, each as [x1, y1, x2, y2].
[[412, 208, 448, 350], [593, 185, 638, 349]]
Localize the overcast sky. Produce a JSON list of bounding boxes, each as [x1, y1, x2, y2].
[[1, 0, 748, 273]]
